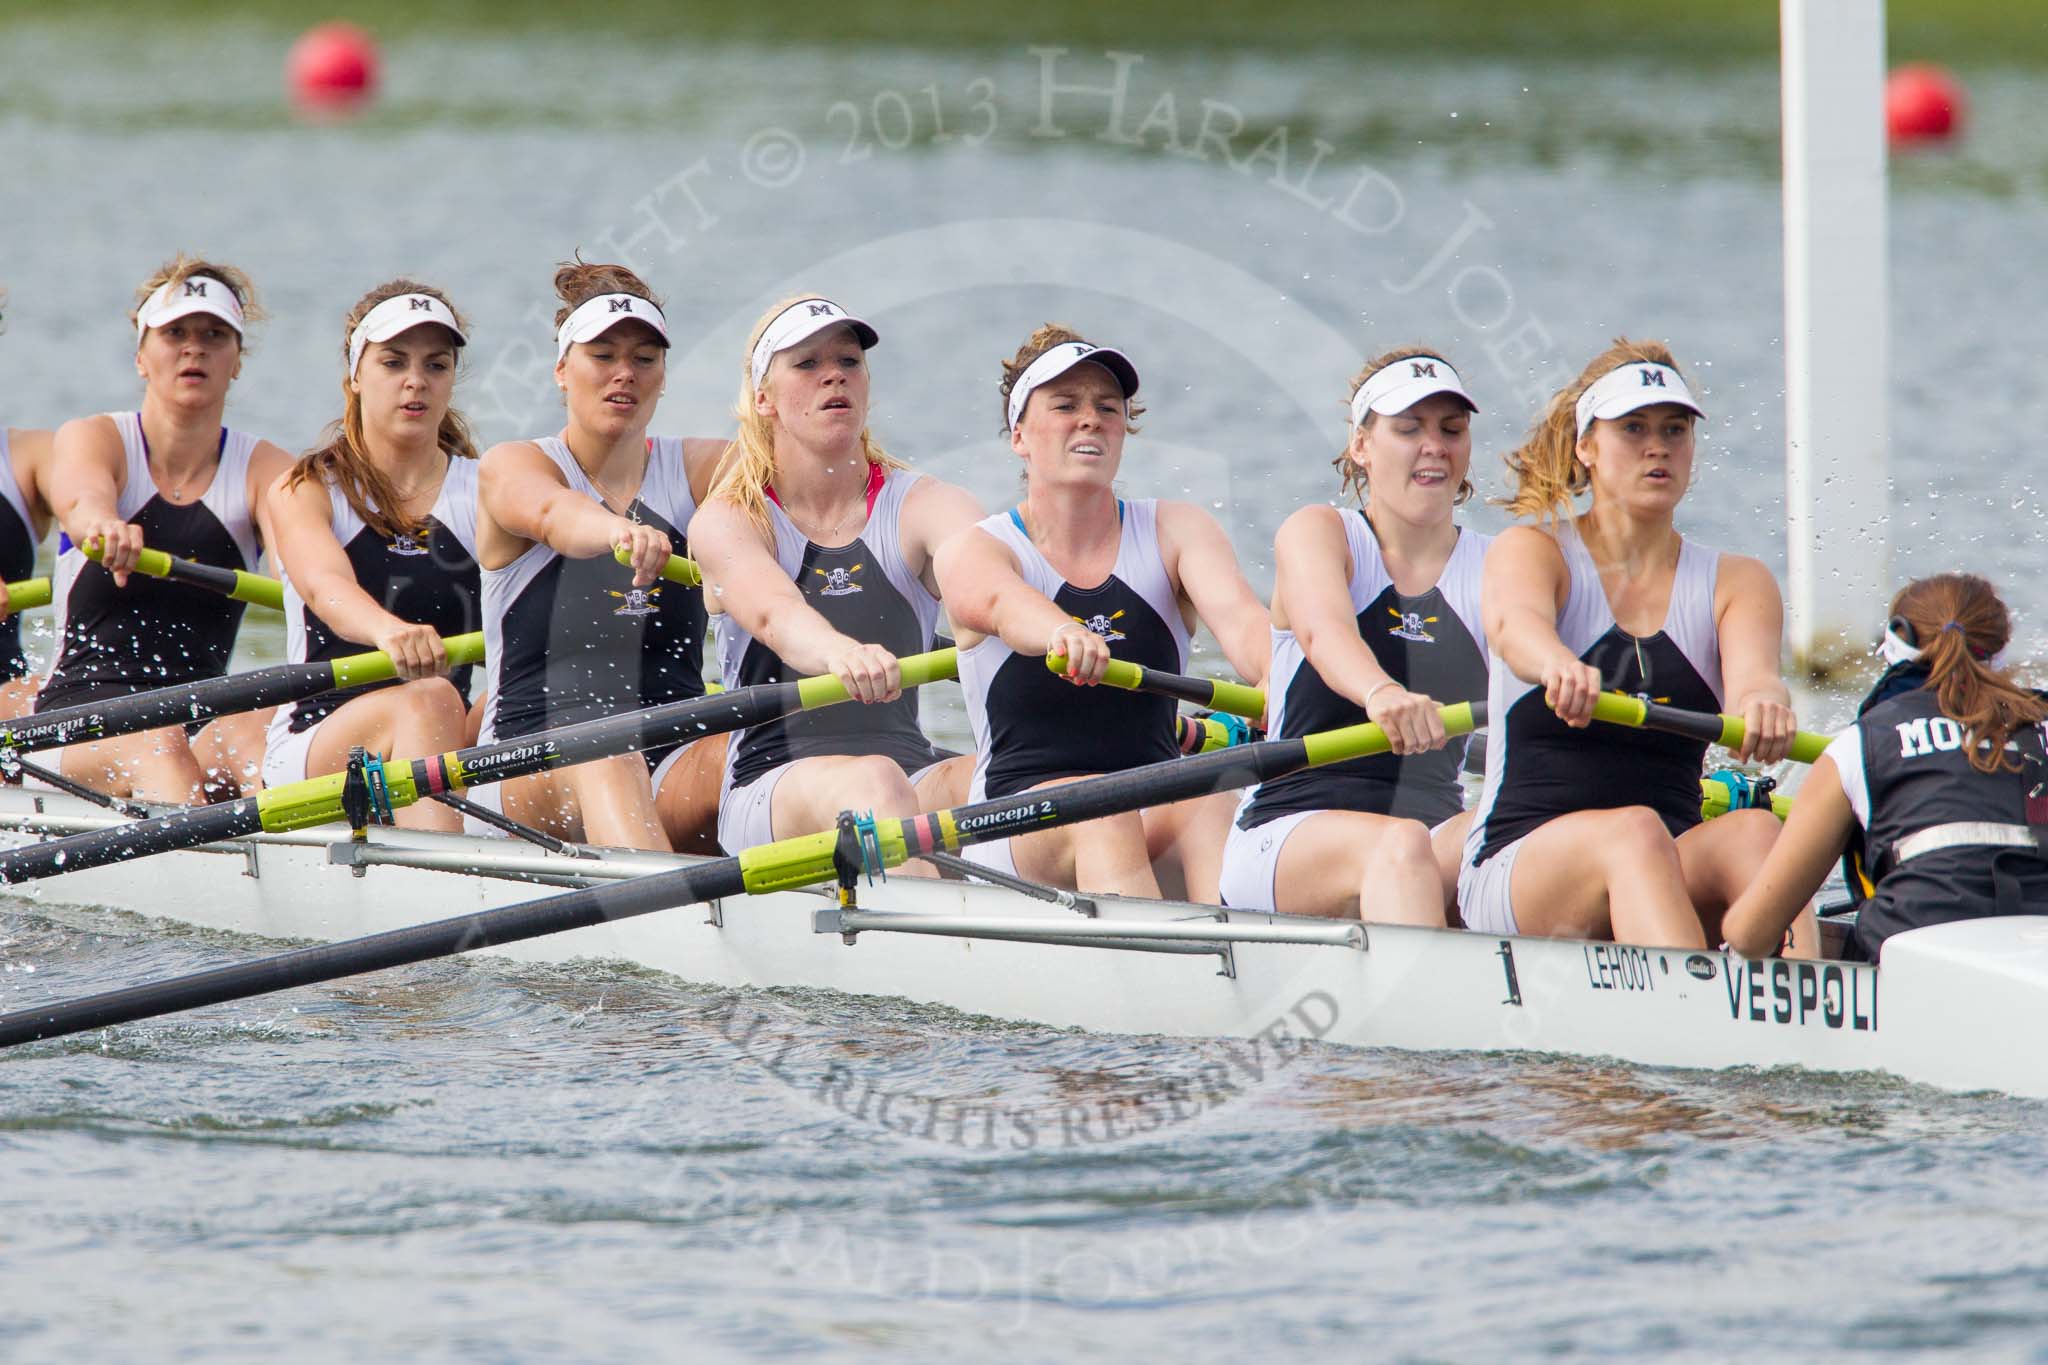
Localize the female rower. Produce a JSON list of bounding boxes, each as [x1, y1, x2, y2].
[[42, 258, 292, 802], [263, 282, 480, 832], [689, 297, 981, 862], [1725, 574, 2048, 961], [1218, 349, 1490, 926], [1460, 339, 1798, 950], [937, 326, 1270, 901], [474, 259, 723, 850]]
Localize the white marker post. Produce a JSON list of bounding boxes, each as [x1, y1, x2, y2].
[[1781, 0, 1889, 676]]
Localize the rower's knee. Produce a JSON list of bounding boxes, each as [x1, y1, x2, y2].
[[398, 677, 465, 722], [834, 755, 917, 812], [1600, 806, 1683, 870]]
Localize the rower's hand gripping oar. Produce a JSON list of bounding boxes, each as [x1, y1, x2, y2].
[[0, 648, 960, 885], [610, 544, 703, 587], [0, 633, 487, 757], [82, 541, 285, 611], [0, 698, 1480, 1046], [1045, 652, 1265, 721], [1587, 692, 1830, 765]]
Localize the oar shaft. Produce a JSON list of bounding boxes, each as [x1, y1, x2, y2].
[[1589, 692, 1830, 765], [611, 545, 703, 588], [5, 578, 50, 613], [1044, 654, 1266, 720], [83, 543, 286, 611]]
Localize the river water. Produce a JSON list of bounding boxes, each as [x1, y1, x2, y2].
[[3, 18, 2047, 1359]]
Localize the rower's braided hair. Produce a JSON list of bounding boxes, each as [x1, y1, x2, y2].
[[996, 323, 1145, 434], [1891, 573, 2047, 775], [1499, 337, 1687, 525], [286, 280, 477, 543], [1336, 345, 1474, 506], [129, 254, 265, 347], [708, 293, 905, 534]]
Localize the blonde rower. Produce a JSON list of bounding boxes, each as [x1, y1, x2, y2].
[[690, 297, 981, 859], [474, 259, 724, 850], [263, 282, 481, 833], [938, 326, 1270, 901], [1219, 350, 1490, 926], [1461, 340, 1798, 949], [42, 258, 292, 802]]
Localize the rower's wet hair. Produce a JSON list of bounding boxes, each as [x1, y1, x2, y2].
[[287, 280, 478, 542], [1500, 337, 1686, 524], [997, 324, 1144, 434], [708, 293, 905, 533], [1337, 346, 1474, 506], [129, 255, 264, 344], [1891, 573, 2046, 775], [551, 254, 662, 330]]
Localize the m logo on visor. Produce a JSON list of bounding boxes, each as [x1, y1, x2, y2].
[[608, 298, 634, 314], [1410, 361, 1437, 378], [1640, 369, 1666, 388], [808, 303, 837, 317], [409, 296, 432, 311], [183, 280, 208, 297]]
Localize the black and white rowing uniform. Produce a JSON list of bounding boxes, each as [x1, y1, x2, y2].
[[956, 499, 1189, 877], [715, 464, 944, 853], [477, 436, 705, 788], [1217, 515, 1490, 911], [261, 459, 482, 787], [1827, 676, 2048, 961], [37, 412, 261, 713], [1458, 523, 1726, 935], [0, 430, 41, 680]]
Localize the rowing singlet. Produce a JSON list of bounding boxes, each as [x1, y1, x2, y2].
[[39, 412, 261, 711], [0, 431, 40, 680], [1465, 523, 1724, 867], [479, 436, 705, 749], [960, 500, 1189, 802], [1240, 514, 1490, 830], [268, 458, 482, 746], [719, 465, 943, 791]]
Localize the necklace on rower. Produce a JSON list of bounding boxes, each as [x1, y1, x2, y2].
[[586, 462, 646, 522], [141, 423, 226, 505]]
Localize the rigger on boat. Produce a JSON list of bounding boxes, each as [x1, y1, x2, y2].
[[2, 258, 2047, 1100]]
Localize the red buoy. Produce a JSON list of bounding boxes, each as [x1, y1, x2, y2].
[[287, 22, 379, 116], [1886, 63, 1965, 146]]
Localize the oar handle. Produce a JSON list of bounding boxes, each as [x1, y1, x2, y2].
[[5, 578, 50, 613], [329, 632, 488, 689], [794, 648, 959, 708], [610, 544, 703, 587], [1044, 653, 1266, 720], [1588, 692, 1830, 765], [83, 541, 286, 611]]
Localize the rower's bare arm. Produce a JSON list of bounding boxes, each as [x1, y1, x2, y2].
[[1484, 526, 1599, 725], [8, 428, 55, 540], [935, 525, 1107, 676], [47, 415, 140, 582], [677, 437, 731, 505], [1722, 755, 1854, 957], [898, 477, 984, 596], [1714, 553, 1797, 763], [691, 496, 891, 692], [245, 440, 293, 561], [478, 441, 659, 577], [1158, 500, 1270, 687], [267, 471, 446, 676]]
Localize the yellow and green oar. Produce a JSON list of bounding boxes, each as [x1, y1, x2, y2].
[[1589, 692, 1831, 765], [0, 648, 960, 887], [1044, 652, 1265, 720], [82, 541, 284, 611], [610, 544, 703, 587], [5, 578, 50, 613], [0, 695, 1480, 1047], [0, 632, 487, 756]]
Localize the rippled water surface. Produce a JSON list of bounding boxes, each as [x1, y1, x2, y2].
[[6, 16, 2048, 1360]]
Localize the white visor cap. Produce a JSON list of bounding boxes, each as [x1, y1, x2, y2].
[[749, 298, 879, 388], [135, 275, 245, 342], [1006, 341, 1141, 432], [555, 293, 671, 362], [1348, 355, 1478, 428], [347, 293, 467, 377], [1574, 361, 1705, 437]]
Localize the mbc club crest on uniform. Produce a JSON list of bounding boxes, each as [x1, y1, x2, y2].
[[1387, 606, 1437, 643], [387, 532, 429, 558], [1075, 609, 1127, 642], [606, 585, 662, 617], [811, 563, 864, 597]]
